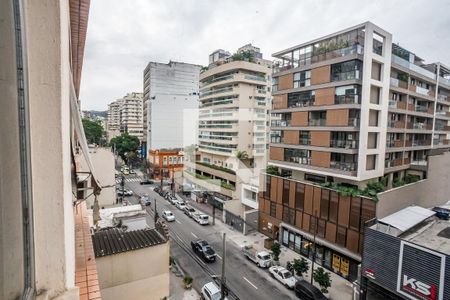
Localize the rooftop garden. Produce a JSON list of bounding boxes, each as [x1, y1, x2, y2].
[[196, 161, 236, 175], [185, 169, 236, 191]]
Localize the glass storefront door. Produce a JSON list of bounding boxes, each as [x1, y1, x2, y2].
[[282, 229, 289, 246]]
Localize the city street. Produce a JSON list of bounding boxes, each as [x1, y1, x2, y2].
[[119, 174, 297, 300]]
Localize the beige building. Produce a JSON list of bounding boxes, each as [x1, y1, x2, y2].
[[184, 45, 272, 233], [92, 228, 169, 300], [107, 99, 123, 142], [120, 92, 144, 141]]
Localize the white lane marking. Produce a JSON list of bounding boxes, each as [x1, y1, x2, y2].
[[216, 254, 222, 260], [191, 232, 198, 238], [243, 276, 258, 290], [176, 219, 182, 224]]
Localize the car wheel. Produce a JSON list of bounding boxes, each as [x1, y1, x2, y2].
[[256, 262, 260, 267]]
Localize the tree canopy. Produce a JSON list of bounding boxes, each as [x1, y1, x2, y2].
[[109, 133, 140, 162], [82, 118, 104, 145]]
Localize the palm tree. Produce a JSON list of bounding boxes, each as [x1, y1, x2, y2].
[[236, 151, 249, 160]]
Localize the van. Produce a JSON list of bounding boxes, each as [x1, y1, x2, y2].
[[201, 282, 227, 300], [294, 280, 327, 300]]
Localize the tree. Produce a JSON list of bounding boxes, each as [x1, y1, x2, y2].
[[236, 151, 249, 160], [266, 165, 280, 176], [292, 258, 309, 278], [313, 267, 332, 294], [82, 118, 104, 145], [109, 133, 140, 163], [270, 242, 281, 262]]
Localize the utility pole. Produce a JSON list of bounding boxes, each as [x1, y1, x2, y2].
[[120, 173, 125, 203], [220, 233, 226, 300], [310, 210, 318, 285], [154, 194, 158, 226]]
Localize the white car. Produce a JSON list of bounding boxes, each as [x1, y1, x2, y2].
[[193, 213, 209, 225], [162, 210, 175, 222], [175, 201, 187, 210], [269, 266, 297, 289], [201, 282, 227, 300]]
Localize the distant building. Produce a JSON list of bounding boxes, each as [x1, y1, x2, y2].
[[107, 99, 123, 141], [148, 149, 184, 181], [142, 61, 201, 156]]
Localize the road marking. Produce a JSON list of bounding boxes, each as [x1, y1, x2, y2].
[[243, 276, 258, 290], [191, 232, 198, 238], [175, 219, 182, 224], [216, 254, 222, 260]]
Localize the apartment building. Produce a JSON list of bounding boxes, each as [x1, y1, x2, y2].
[[261, 22, 450, 281], [107, 99, 123, 142], [119, 92, 144, 141], [184, 45, 272, 233], [142, 61, 201, 159]]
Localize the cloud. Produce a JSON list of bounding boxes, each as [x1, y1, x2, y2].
[[80, 0, 450, 110]]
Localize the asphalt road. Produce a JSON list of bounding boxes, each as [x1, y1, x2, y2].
[[119, 175, 297, 300]]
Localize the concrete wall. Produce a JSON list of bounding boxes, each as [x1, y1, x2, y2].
[[96, 242, 170, 300], [377, 151, 450, 218]]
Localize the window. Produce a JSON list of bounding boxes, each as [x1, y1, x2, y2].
[[335, 85, 361, 104], [272, 77, 279, 92], [289, 208, 296, 225], [318, 220, 326, 238], [331, 60, 362, 82], [293, 70, 311, 88], [283, 180, 290, 205], [320, 190, 330, 220], [270, 202, 276, 217], [295, 183, 304, 210], [329, 192, 339, 223], [284, 148, 311, 165], [288, 90, 315, 107], [366, 155, 376, 171], [282, 206, 290, 223]]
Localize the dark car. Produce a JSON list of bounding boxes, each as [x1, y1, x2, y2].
[[191, 239, 216, 262], [294, 281, 327, 300], [140, 179, 154, 185]]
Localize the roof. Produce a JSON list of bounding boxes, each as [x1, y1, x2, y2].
[[92, 228, 166, 257], [378, 206, 435, 232]]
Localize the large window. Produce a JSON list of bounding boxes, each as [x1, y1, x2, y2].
[[272, 77, 279, 92], [282, 180, 290, 205], [331, 60, 362, 82], [285, 148, 311, 165], [288, 91, 315, 107], [295, 183, 305, 210], [293, 46, 313, 67], [293, 70, 311, 88], [335, 85, 361, 104]]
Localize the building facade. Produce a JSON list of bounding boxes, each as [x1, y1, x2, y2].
[[119, 92, 144, 141], [184, 45, 272, 234], [148, 149, 184, 181], [142, 61, 201, 155], [261, 22, 450, 281], [107, 99, 123, 142]]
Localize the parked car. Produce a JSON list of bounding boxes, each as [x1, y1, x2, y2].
[[117, 189, 133, 196], [294, 280, 327, 300], [183, 206, 196, 217], [191, 239, 216, 262], [175, 201, 186, 210], [269, 266, 297, 289], [140, 195, 151, 206], [193, 213, 209, 225], [129, 169, 136, 174], [162, 210, 175, 222], [169, 198, 178, 205], [201, 282, 227, 300], [242, 245, 272, 268], [122, 169, 129, 175], [140, 179, 154, 185]]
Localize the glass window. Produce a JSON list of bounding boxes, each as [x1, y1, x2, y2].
[[295, 234, 301, 253], [331, 60, 362, 82], [324, 249, 332, 269], [335, 85, 361, 104], [272, 77, 279, 92], [283, 229, 289, 246], [270, 202, 276, 217], [295, 183, 304, 210], [301, 239, 311, 256], [329, 191, 339, 223], [336, 226, 347, 247], [282, 206, 290, 223], [283, 180, 290, 205], [293, 70, 311, 88], [318, 219, 326, 238], [320, 190, 329, 220], [289, 208, 296, 225]]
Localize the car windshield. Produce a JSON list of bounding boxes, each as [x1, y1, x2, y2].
[[261, 255, 271, 260], [201, 215, 208, 220], [204, 246, 214, 254], [282, 271, 292, 279], [166, 212, 173, 216]]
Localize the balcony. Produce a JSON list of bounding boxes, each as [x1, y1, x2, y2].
[[439, 76, 450, 87], [388, 120, 405, 129], [200, 98, 237, 108], [386, 140, 403, 148], [335, 94, 360, 105], [330, 161, 357, 172], [256, 88, 267, 94], [286, 156, 311, 166], [437, 94, 450, 104], [332, 70, 361, 82], [385, 158, 403, 168], [244, 74, 266, 82], [300, 138, 311, 145], [392, 55, 436, 80], [409, 85, 434, 97], [433, 139, 450, 146], [412, 122, 432, 130], [330, 139, 358, 149], [348, 117, 360, 127], [412, 139, 431, 146], [390, 78, 408, 89], [288, 99, 315, 108], [308, 119, 327, 126], [271, 119, 291, 127], [414, 104, 428, 113], [200, 86, 234, 98], [270, 136, 283, 144]]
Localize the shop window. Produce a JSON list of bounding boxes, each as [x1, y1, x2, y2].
[[301, 239, 311, 256], [324, 250, 332, 269], [295, 183, 305, 210], [294, 234, 301, 253], [282, 230, 289, 246]]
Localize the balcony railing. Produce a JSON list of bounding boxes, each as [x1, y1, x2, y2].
[[300, 138, 311, 145], [348, 118, 360, 127], [385, 158, 403, 168], [413, 122, 432, 130], [415, 105, 428, 112], [433, 139, 450, 146], [270, 137, 283, 143], [244, 74, 266, 82], [411, 160, 427, 166], [388, 120, 405, 129], [330, 161, 357, 172], [332, 70, 361, 82], [438, 94, 449, 102], [201, 74, 234, 87], [390, 78, 408, 89], [335, 94, 360, 105], [271, 120, 291, 127], [200, 86, 233, 98], [412, 140, 431, 146], [392, 55, 436, 80], [330, 139, 358, 149], [308, 119, 327, 126], [286, 156, 311, 165], [439, 76, 450, 87], [200, 98, 236, 108], [288, 99, 315, 108]]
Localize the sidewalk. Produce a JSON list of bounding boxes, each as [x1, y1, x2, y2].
[[180, 193, 353, 300], [169, 271, 200, 300]]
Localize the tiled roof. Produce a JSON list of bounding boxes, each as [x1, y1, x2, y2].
[[92, 228, 166, 257]]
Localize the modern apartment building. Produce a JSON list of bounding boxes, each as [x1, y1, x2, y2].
[[184, 45, 272, 233], [142, 61, 201, 159], [119, 92, 144, 141], [107, 99, 123, 141], [260, 22, 450, 281]]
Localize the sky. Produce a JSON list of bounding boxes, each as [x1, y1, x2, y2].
[[80, 0, 450, 111]]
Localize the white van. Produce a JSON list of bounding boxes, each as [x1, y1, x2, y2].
[[201, 282, 227, 300], [194, 213, 209, 225]]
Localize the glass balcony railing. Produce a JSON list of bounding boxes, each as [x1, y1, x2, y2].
[[330, 140, 358, 149], [348, 118, 360, 127], [415, 105, 428, 112], [271, 120, 291, 127], [331, 70, 361, 82], [412, 140, 431, 146], [335, 94, 360, 104], [244, 74, 266, 82], [201, 74, 235, 87], [288, 99, 315, 108], [308, 119, 327, 126], [300, 138, 311, 145], [200, 98, 236, 108], [270, 137, 283, 143], [330, 161, 357, 172], [286, 156, 311, 165], [200, 86, 233, 98], [438, 94, 449, 102], [439, 76, 450, 87], [392, 55, 436, 80]]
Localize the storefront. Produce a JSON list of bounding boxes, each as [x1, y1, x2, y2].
[[281, 224, 359, 281]]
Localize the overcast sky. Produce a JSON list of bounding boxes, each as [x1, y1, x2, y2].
[[80, 0, 450, 110]]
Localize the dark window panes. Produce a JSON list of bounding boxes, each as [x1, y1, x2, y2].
[[329, 191, 339, 223], [336, 226, 347, 247], [270, 202, 276, 217], [283, 180, 290, 205], [295, 183, 305, 210], [349, 197, 361, 231], [320, 190, 330, 220]]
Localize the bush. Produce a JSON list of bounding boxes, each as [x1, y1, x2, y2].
[[183, 276, 193, 289], [292, 258, 309, 277], [271, 242, 281, 262], [313, 267, 332, 293], [266, 165, 280, 176]]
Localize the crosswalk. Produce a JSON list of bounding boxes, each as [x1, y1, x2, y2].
[[115, 177, 141, 184]]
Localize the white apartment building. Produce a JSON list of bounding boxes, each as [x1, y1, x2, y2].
[[184, 45, 272, 234], [107, 99, 123, 142], [119, 92, 144, 141], [142, 61, 201, 154]]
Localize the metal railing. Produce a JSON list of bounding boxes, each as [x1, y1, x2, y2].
[[271, 120, 291, 127], [335, 94, 360, 104], [244, 74, 266, 82], [308, 119, 327, 126], [200, 86, 233, 98], [330, 161, 357, 172], [330, 140, 358, 149]]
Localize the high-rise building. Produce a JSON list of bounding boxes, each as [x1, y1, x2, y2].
[[142, 61, 201, 155], [183, 45, 272, 233], [107, 99, 123, 141], [260, 22, 450, 281], [119, 92, 144, 141]]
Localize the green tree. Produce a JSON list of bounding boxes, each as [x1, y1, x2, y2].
[[236, 151, 249, 160], [292, 258, 309, 277], [109, 133, 140, 163], [270, 242, 281, 262], [82, 118, 104, 145], [313, 267, 332, 293]]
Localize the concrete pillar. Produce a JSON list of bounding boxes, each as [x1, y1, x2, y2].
[[387, 172, 394, 189]]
